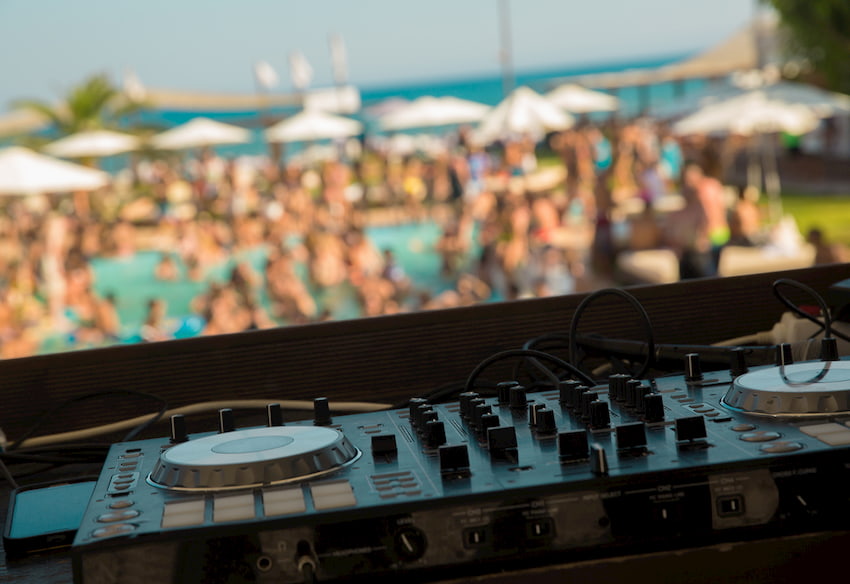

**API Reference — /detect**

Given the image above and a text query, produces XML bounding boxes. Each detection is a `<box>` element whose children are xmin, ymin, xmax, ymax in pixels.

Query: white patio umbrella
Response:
<box><xmin>476</xmin><ymin>86</ymin><xmax>574</xmax><ymax>144</ymax></box>
<box><xmin>151</xmin><ymin>117</ymin><xmax>250</xmax><ymax>150</ymax></box>
<box><xmin>379</xmin><ymin>96</ymin><xmax>491</xmax><ymax>131</ymax></box>
<box><xmin>545</xmin><ymin>83</ymin><xmax>620</xmax><ymax>113</ymax></box>
<box><xmin>0</xmin><ymin>146</ymin><xmax>110</xmax><ymax>195</ymax></box>
<box><xmin>43</xmin><ymin>129</ymin><xmax>141</xmax><ymax>158</ymax></box>
<box><xmin>264</xmin><ymin>110</ymin><xmax>363</xmax><ymax>143</ymax></box>
<box><xmin>672</xmin><ymin>91</ymin><xmax>819</xmax><ymax>137</ymax></box>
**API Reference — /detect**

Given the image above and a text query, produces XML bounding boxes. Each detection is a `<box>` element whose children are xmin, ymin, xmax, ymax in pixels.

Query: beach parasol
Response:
<box><xmin>264</xmin><ymin>110</ymin><xmax>363</xmax><ymax>143</ymax></box>
<box><xmin>379</xmin><ymin>96</ymin><xmax>491</xmax><ymax>131</ymax></box>
<box><xmin>545</xmin><ymin>83</ymin><xmax>620</xmax><ymax>113</ymax></box>
<box><xmin>476</xmin><ymin>86</ymin><xmax>574</xmax><ymax>143</ymax></box>
<box><xmin>0</xmin><ymin>146</ymin><xmax>110</xmax><ymax>195</ymax></box>
<box><xmin>44</xmin><ymin>129</ymin><xmax>141</xmax><ymax>158</ymax></box>
<box><xmin>151</xmin><ymin>117</ymin><xmax>250</xmax><ymax>150</ymax></box>
<box><xmin>671</xmin><ymin>91</ymin><xmax>819</xmax><ymax>137</ymax></box>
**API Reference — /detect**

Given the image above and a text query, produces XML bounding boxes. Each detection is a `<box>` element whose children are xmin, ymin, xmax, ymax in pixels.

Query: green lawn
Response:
<box><xmin>780</xmin><ymin>192</ymin><xmax>850</xmax><ymax>245</ymax></box>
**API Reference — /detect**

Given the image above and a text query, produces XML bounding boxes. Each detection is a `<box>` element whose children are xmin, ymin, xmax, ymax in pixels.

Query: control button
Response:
<box><xmin>92</xmin><ymin>523</ymin><xmax>136</xmax><ymax>539</ymax></box>
<box><xmin>580</xmin><ymin>391</ymin><xmax>599</xmax><ymax>420</ymax></box>
<box><xmin>394</xmin><ymin>526</ymin><xmax>427</xmax><ymax>562</ymax></box>
<box><xmin>608</xmin><ymin>374</ymin><xmax>629</xmax><ymax>402</ymax></box>
<box><xmin>536</xmin><ymin>409</ymin><xmax>557</xmax><ymax>435</ymax></box>
<box><xmin>821</xmin><ymin>337</ymin><xmax>839</xmax><ymax>361</ymax></box>
<box><xmin>625</xmin><ymin>380</ymin><xmax>641</xmax><ymax>408</ymax></box>
<box><xmin>457</xmin><ymin>393</ymin><xmax>477</xmax><ymax>418</ymax></box>
<box><xmin>471</xmin><ymin>403</ymin><xmax>492</xmax><ymax>429</ymax></box>
<box><xmin>776</xmin><ymin>343</ymin><xmax>793</xmax><ymax>366</ymax></box>
<box><xmin>675</xmin><ymin>416</ymin><xmax>707</xmax><ymax>442</ymax></box>
<box><xmin>162</xmin><ymin>499</ymin><xmax>206</xmax><ymax>528</ymax></box>
<box><xmin>760</xmin><ymin>441</ymin><xmax>804</xmax><ymax>454</ymax></box>
<box><xmin>109</xmin><ymin>499</ymin><xmax>135</xmax><ymax>509</ymax></box>
<box><xmin>800</xmin><ymin>422</ymin><xmax>845</xmax><ymax>437</ymax></box>
<box><xmin>464</xmin><ymin>527</ymin><xmax>488</xmax><ymax>547</ymax></box>
<box><xmin>480</xmin><ymin>413</ymin><xmax>501</xmax><ymax>434</ymax></box>
<box><xmin>409</xmin><ymin>397</ymin><xmax>429</xmax><ymax>420</ymax></box>
<box><xmin>170</xmin><ymin>414</ymin><xmax>188</xmax><ymax>443</ymax></box>
<box><xmin>267</xmin><ymin>403</ymin><xmax>284</xmax><ymax>427</ymax></box>
<box><xmin>559</xmin><ymin>380</ymin><xmax>582</xmax><ymax>406</ymax></box>
<box><xmin>313</xmin><ymin>397</ymin><xmax>332</xmax><ymax>426</ymax></box>
<box><xmin>717</xmin><ymin>495</ymin><xmax>745</xmax><ymax>516</ymax></box>
<box><xmin>439</xmin><ymin>444</ymin><xmax>470</xmax><ymax>475</ymax></box>
<box><xmin>263</xmin><ymin>486</ymin><xmax>306</xmax><ymax>516</ymax></box>
<box><xmin>97</xmin><ymin>509</ymin><xmax>140</xmax><ymax>523</ymax></box>
<box><xmin>218</xmin><ymin>408</ymin><xmax>235</xmax><ymax>433</ymax></box>
<box><xmin>685</xmin><ymin>353</ymin><xmax>703</xmax><ymax>382</ymax></box>
<box><xmin>371</xmin><ymin>434</ymin><xmax>398</xmax><ymax>456</ymax></box>
<box><xmin>731</xmin><ymin>423</ymin><xmax>757</xmax><ymax>432</ymax></box>
<box><xmin>424</xmin><ymin>420</ymin><xmax>447</xmax><ymax>448</ymax></box>
<box><xmin>635</xmin><ymin>384</ymin><xmax>652</xmax><ymax>412</ymax></box>
<box><xmin>214</xmin><ymin>493</ymin><xmax>256</xmax><ymax>522</ymax></box>
<box><xmin>509</xmin><ymin>386</ymin><xmax>528</xmax><ymax>409</ymax></box>
<box><xmin>487</xmin><ymin>426</ymin><xmax>518</xmax><ymax>459</ymax></box>
<box><xmin>529</xmin><ymin>402</ymin><xmax>546</xmax><ymax>427</ymax></box>
<box><xmin>590</xmin><ymin>443</ymin><xmax>609</xmax><ymax>475</ymax></box>
<box><xmin>739</xmin><ymin>431</ymin><xmax>781</xmax><ymax>442</ymax></box>
<box><xmin>558</xmin><ymin>430</ymin><xmax>589</xmax><ymax>461</ymax></box>
<box><xmin>643</xmin><ymin>393</ymin><xmax>665</xmax><ymax>423</ymax></box>
<box><xmin>496</xmin><ymin>382</ymin><xmax>518</xmax><ymax>406</ymax></box>
<box><xmin>811</xmin><ymin>431</ymin><xmax>850</xmax><ymax>446</ymax></box>
<box><xmin>310</xmin><ymin>480</ymin><xmax>357</xmax><ymax>510</ymax></box>
<box><xmin>589</xmin><ymin>401</ymin><xmax>610</xmax><ymax>429</ymax></box>
<box><xmin>616</xmin><ymin>422</ymin><xmax>647</xmax><ymax>451</ymax></box>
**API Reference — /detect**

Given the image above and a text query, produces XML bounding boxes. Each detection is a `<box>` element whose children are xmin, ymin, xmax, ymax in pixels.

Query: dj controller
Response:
<box><xmin>72</xmin><ymin>347</ymin><xmax>850</xmax><ymax>583</ymax></box>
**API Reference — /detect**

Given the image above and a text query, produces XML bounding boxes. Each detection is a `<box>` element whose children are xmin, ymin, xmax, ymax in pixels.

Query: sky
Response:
<box><xmin>0</xmin><ymin>0</ymin><xmax>757</xmax><ymax>111</ymax></box>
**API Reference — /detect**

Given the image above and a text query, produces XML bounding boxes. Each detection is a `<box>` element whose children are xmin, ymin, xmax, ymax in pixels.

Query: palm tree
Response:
<box><xmin>14</xmin><ymin>73</ymin><xmax>143</xmax><ymax>136</ymax></box>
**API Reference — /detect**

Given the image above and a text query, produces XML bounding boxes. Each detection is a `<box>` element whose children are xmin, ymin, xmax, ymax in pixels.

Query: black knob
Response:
<box><xmin>675</xmin><ymin>416</ymin><xmax>707</xmax><ymax>442</ymax></box>
<box><xmin>266</xmin><ymin>403</ymin><xmax>284</xmax><ymax>427</ymax></box>
<box><xmin>218</xmin><ymin>408</ymin><xmax>234</xmax><ymax>433</ymax></box>
<box><xmin>487</xmin><ymin>426</ymin><xmax>518</xmax><ymax>458</ymax></box>
<box><xmin>559</xmin><ymin>380</ymin><xmax>582</xmax><ymax>405</ymax></box>
<box><xmin>590</xmin><ymin>443</ymin><xmax>609</xmax><ymax>475</ymax></box>
<box><xmin>371</xmin><ymin>434</ymin><xmax>397</xmax><ymax>457</ymax></box>
<box><xmin>821</xmin><ymin>337</ymin><xmax>839</xmax><ymax>362</ymax></box>
<box><xmin>509</xmin><ymin>386</ymin><xmax>527</xmax><ymax>409</ymax></box>
<box><xmin>480</xmin><ymin>413</ymin><xmax>500</xmax><ymax>434</ymax></box>
<box><xmin>413</xmin><ymin>404</ymin><xmax>433</xmax><ymax>429</ymax></box>
<box><xmin>457</xmin><ymin>393</ymin><xmax>477</xmax><ymax>419</ymax></box>
<box><xmin>313</xmin><ymin>397</ymin><xmax>332</xmax><ymax>426</ymax></box>
<box><xmin>420</xmin><ymin>409</ymin><xmax>439</xmax><ymax>432</ymax></box>
<box><xmin>635</xmin><ymin>384</ymin><xmax>652</xmax><ymax>413</ymax></box>
<box><xmin>589</xmin><ymin>401</ymin><xmax>610</xmax><ymax>429</ymax></box>
<box><xmin>467</xmin><ymin>398</ymin><xmax>485</xmax><ymax>424</ymax></box>
<box><xmin>439</xmin><ymin>444</ymin><xmax>470</xmax><ymax>474</ymax></box>
<box><xmin>580</xmin><ymin>391</ymin><xmax>599</xmax><ymax>420</ymax></box>
<box><xmin>685</xmin><ymin>353</ymin><xmax>703</xmax><ymax>382</ymax></box>
<box><xmin>558</xmin><ymin>430</ymin><xmax>589</xmax><ymax>461</ymax></box>
<box><xmin>528</xmin><ymin>402</ymin><xmax>546</xmax><ymax>427</ymax></box>
<box><xmin>170</xmin><ymin>414</ymin><xmax>187</xmax><ymax>443</ymax></box>
<box><xmin>536</xmin><ymin>409</ymin><xmax>557</xmax><ymax>435</ymax></box>
<box><xmin>424</xmin><ymin>421</ymin><xmax>447</xmax><ymax>448</ymax></box>
<box><xmin>730</xmin><ymin>348</ymin><xmax>748</xmax><ymax>377</ymax></box>
<box><xmin>643</xmin><ymin>393</ymin><xmax>665</xmax><ymax>423</ymax></box>
<box><xmin>777</xmin><ymin>343</ymin><xmax>793</xmax><ymax>366</ymax></box>
<box><xmin>625</xmin><ymin>379</ymin><xmax>642</xmax><ymax>408</ymax></box>
<box><xmin>608</xmin><ymin>374</ymin><xmax>629</xmax><ymax>402</ymax></box>
<box><xmin>615</xmin><ymin>422</ymin><xmax>647</xmax><ymax>451</ymax></box>
<box><xmin>471</xmin><ymin>404</ymin><xmax>492</xmax><ymax>430</ymax></box>
<box><xmin>496</xmin><ymin>382</ymin><xmax>518</xmax><ymax>406</ymax></box>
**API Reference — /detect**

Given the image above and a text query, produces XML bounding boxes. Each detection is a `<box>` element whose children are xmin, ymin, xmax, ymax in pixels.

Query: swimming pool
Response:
<box><xmin>78</xmin><ymin>221</ymin><xmax>473</xmax><ymax>345</ymax></box>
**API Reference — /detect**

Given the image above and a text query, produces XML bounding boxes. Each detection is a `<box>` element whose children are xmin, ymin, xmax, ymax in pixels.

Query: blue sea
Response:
<box><xmin>132</xmin><ymin>53</ymin><xmax>708</xmax><ymax>159</ymax></box>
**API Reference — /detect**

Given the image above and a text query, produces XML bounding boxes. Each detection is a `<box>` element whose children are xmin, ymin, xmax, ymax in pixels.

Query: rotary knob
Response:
<box><xmin>685</xmin><ymin>353</ymin><xmax>703</xmax><ymax>382</ymax></box>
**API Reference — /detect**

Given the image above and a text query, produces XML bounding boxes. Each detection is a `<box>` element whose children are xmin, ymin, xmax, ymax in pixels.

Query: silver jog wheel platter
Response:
<box><xmin>148</xmin><ymin>426</ymin><xmax>361</xmax><ymax>492</ymax></box>
<box><xmin>723</xmin><ymin>361</ymin><xmax>850</xmax><ymax>418</ymax></box>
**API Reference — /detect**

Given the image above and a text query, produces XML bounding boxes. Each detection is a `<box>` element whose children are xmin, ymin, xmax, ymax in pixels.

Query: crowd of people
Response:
<box><xmin>0</xmin><ymin>116</ymin><xmax>842</xmax><ymax>359</ymax></box>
